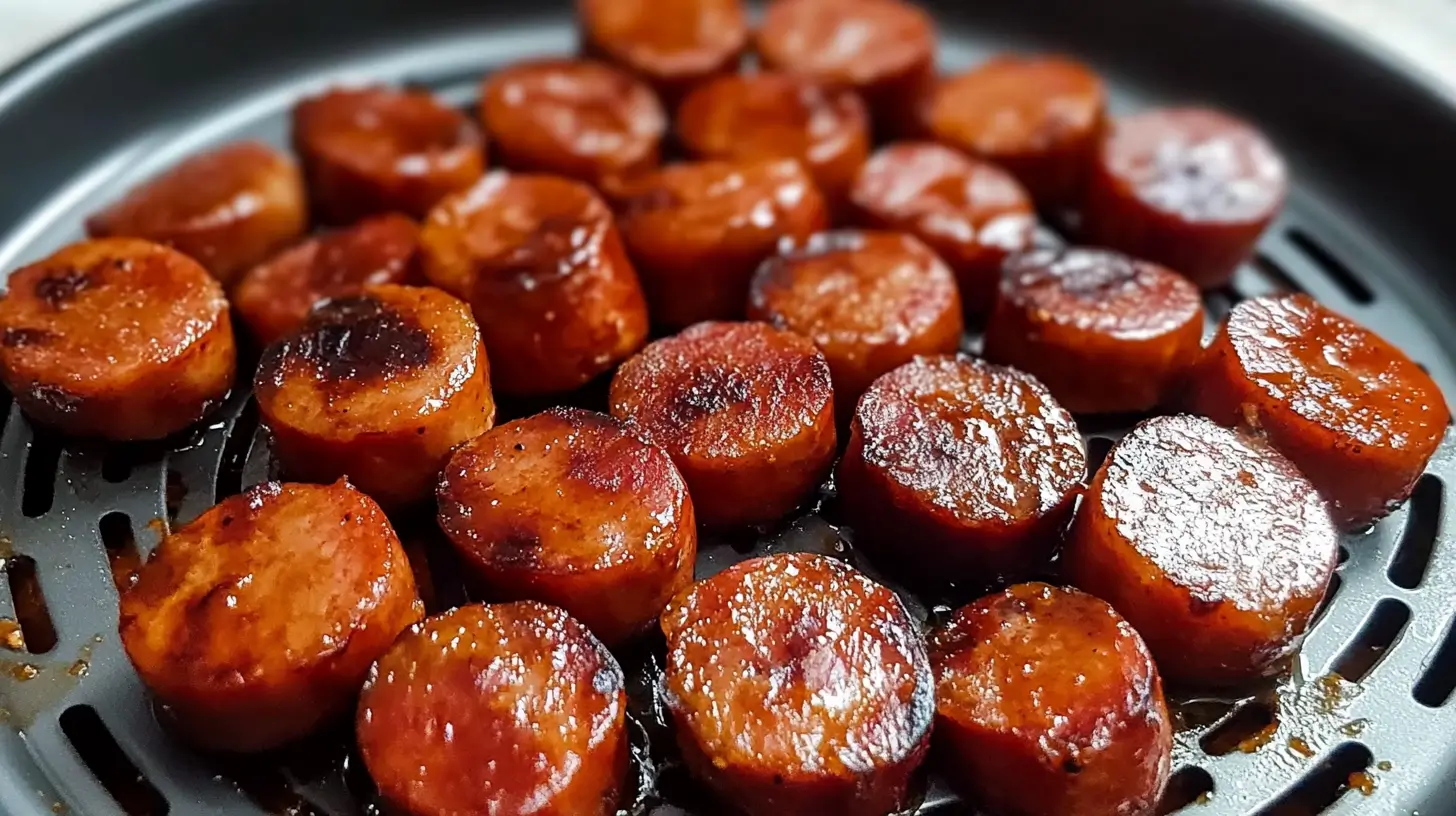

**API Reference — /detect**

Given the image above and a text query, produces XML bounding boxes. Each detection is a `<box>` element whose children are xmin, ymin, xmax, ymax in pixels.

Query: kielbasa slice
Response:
<box><xmin>930</xmin><ymin>583</ymin><xmax>1172</xmax><ymax>816</ymax></box>
<box><xmin>609</xmin><ymin>321</ymin><xmax>836</xmax><ymax>527</ymax></box>
<box><xmin>1082</xmin><ymin>107</ymin><xmax>1287</xmax><ymax>289</ymax></box>
<box><xmin>293</xmin><ymin>86</ymin><xmax>485</xmax><ymax>225</ymax></box>
<box><xmin>254</xmin><ymin>284</ymin><xmax>496</xmax><ymax>508</ymax></box>
<box><xmin>661</xmin><ymin>552</ymin><xmax>933</xmax><ymax>815</ymax></box>
<box><xmin>437</xmin><ymin>407</ymin><xmax>697</xmax><ymax>646</ymax></box>
<box><xmin>1187</xmin><ymin>294</ymin><xmax>1449</xmax><ymax>529</ymax></box>
<box><xmin>86</xmin><ymin>142</ymin><xmax>307</xmax><ymax>286</ymax></box>
<box><xmin>848</xmin><ymin>142</ymin><xmax>1037</xmax><ymax>314</ymax></box>
<box><xmin>1062</xmin><ymin>414</ymin><xmax>1340</xmax><ymax>687</ymax></box>
<box><xmin>982</xmin><ymin>247</ymin><xmax>1204</xmax><ymax>414</ymax></box>
<box><xmin>837</xmin><ymin>355</ymin><xmax>1085</xmax><ymax>588</ymax></box>
<box><xmin>0</xmin><ymin>238</ymin><xmax>235</xmax><ymax>440</ymax></box>
<box><xmin>577</xmin><ymin>0</ymin><xmax>748</xmax><ymax>104</ymax></box>
<box><xmin>358</xmin><ymin>601</ymin><xmax>628</xmax><ymax>816</ymax></box>
<box><xmin>119</xmin><ymin>480</ymin><xmax>422</xmax><ymax>752</ymax></box>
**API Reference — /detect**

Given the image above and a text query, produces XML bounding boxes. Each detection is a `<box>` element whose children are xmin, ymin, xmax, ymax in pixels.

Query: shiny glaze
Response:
<box><xmin>436</xmin><ymin>407</ymin><xmax>697</xmax><ymax>645</ymax></box>
<box><xmin>357</xmin><ymin>601</ymin><xmax>627</xmax><ymax>816</ymax></box>
<box><xmin>578</xmin><ymin>0</ymin><xmax>748</xmax><ymax>102</ymax></box>
<box><xmin>0</xmin><ymin>238</ymin><xmax>235</xmax><ymax>440</ymax></box>
<box><xmin>1062</xmin><ymin>414</ymin><xmax>1339</xmax><ymax>686</ymax></box>
<box><xmin>929</xmin><ymin>583</ymin><xmax>1172</xmax><ymax>816</ymax></box>
<box><xmin>661</xmin><ymin>552</ymin><xmax>933</xmax><ymax>815</ymax></box>
<box><xmin>119</xmin><ymin>480</ymin><xmax>422</xmax><ymax>752</ymax></box>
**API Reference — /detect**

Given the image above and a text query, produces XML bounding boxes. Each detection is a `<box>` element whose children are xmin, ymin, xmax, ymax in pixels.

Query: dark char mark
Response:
<box><xmin>263</xmin><ymin>296</ymin><xmax>432</xmax><ymax>383</ymax></box>
<box><xmin>34</xmin><ymin>267</ymin><xmax>93</xmax><ymax>307</ymax></box>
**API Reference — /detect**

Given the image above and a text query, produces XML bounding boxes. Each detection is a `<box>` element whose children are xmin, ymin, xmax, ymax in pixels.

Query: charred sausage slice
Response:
<box><xmin>577</xmin><ymin>0</ymin><xmax>748</xmax><ymax>104</ymax></box>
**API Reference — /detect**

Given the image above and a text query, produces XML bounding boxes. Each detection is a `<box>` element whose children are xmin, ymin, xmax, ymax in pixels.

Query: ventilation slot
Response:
<box><xmin>60</xmin><ymin>705</ymin><xmax>169</xmax><ymax>816</ymax></box>
<box><xmin>1246</xmin><ymin>254</ymin><xmax>1305</xmax><ymax>297</ymax></box>
<box><xmin>1286</xmin><ymin>229</ymin><xmax>1374</xmax><ymax>305</ymax></box>
<box><xmin>1337</xmin><ymin>544</ymin><xmax>1350</xmax><ymax>567</ymax></box>
<box><xmin>5</xmin><ymin>555</ymin><xmax>57</xmax><ymax>654</ymax></box>
<box><xmin>1199</xmin><ymin>699</ymin><xmax>1276</xmax><ymax>756</ymax></box>
<box><xmin>1388</xmin><ymin>475</ymin><xmax>1442</xmax><ymax>589</ymax></box>
<box><xmin>0</xmin><ymin>388</ymin><xmax>12</xmax><ymax>438</ymax></box>
<box><xmin>101</xmin><ymin>513</ymin><xmax>143</xmax><ymax>594</ymax></box>
<box><xmin>1254</xmin><ymin>741</ymin><xmax>1372</xmax><ymax>815</ymax></box>
<box><xmin>1330</xmin><ymin>598</ymin><xmax>1410</xmax><ymax>683</ymax></box>
<box><xmin>165</xmin><ymin>469</ymin><xmax>187</xmax><ymax>524</ymax></box>
<box><xmin>1413</xmin><ymin>616</ymin><xmax>1456</xmax><ymax>707</ymax></box>
<box><xmin>1310</xmin><ymin>573</ymin><xmax>1343</xmax><ymax>628</ymax></box>
<box><xmin>22</xmin><ymin>428</ymin><xmax>63</xmax><ymax>518</ymax></box>
<box><xmin>102</xmin><ymin>449</ymin><xmax>136</xmax><ymax>484</ymax></box>
<box><xmin>1203</xmin><ymin>286</ymin><xmax>1241</xmax><ymax>327</ymax></box>
<box><xmin>1086</xmin><ymin>436</ymin><xmax>1115</xmax><ymax>481</ymax></box>
<box><xmin>1157</xmin><ymin>766</ymin><xmax>1214</xmax><ymax>814</ymax></box>
<box><xmin>215</xmin><ymin>399</ymin><xmax>260</xmax><ymax>503</ymax></box>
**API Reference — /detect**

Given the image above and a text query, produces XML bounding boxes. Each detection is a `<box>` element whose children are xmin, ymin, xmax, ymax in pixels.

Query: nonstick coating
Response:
<box><xmin>2</xmin><ymin>1</ymin><xmax>1456</xmax><ymax>815</ymax></box>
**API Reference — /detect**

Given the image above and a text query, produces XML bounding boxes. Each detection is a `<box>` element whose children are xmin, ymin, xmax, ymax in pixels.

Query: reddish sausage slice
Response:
<box><xmin>437</xmin><ymin>407</ymin><xmax>697</xmax><ymax>646</ymax></box>
<box><xmin>982</xmin><ymin>247</ymin><xmax>1205</xmax><ymax>414</ymax></box>
<box><xmin>1188</xmin><ymin>294</ymin><xmax>1449</xmax><ymax>529</ymax></box>
<box><xmin>293</xmin><ymin>86</ymin><xmax>485</xmax><ymax>225</ymax></box>
<box><xmin>748</xmin><ymin>229</ymin><xmax>963</xmax><ymax>413</ymax></box>
<box><xmin>837</xmin><ymin>355</ymin><xmax>1085</xmax><ymax>588</ymax></box>
<box><xmin>1062</xmin><ymin>414</ymin><xmax>1340</xmax><ymax>687</ymax></box>
<box><xmin>848</xmin><ymin>142</ymin><xmax>1037</xmax><ymax>314</ymax></box>
<box><xmin>233</xmin><ymin>214</ymin><xmax>420</xmax><ymax>346</ymax></box>
<box><xmin>1082</xmin><ymin>107</ymin><xmax>1288</xmax><ymax>288</ymax></box>
<box><xmin>479</xmin><ymin>59</ymin><xmax>666</xmax><ymax>186</ymax></box>
<box><xmin>0</xmin><ymin>239</ymin><xmax>235</xmax><ymax>440</ymax></box>
<box><xmin>609</xmin><ymin>321</ymin><xmax>836</xmax><ymax>527</ymax></box>
<box><xmin>86</xmin><ymin>142</ymin><xmax>307</xmax><ymax>286</ymax></box>
<box><xmin>255</xmin><ymin>284</ymin><xmax>496</xmax><ymax>509</ymax></box>
<box><xmin>661</xmin><ymin>552</ymin><xmax>933</xmax><ymax>816</ymax></box>
<box><xmin>606</xmin><ymin>158</ymin><xmax>829</xmax><ymax>330</ymax></box>
<box><xmin>578</xmin><ymin>0</ymin><xmax>748</xmax><ymax>104</ymax></box>
<box><xmin>930</xmin><ymin>583</ymin><xmax>1172</xmax><ymax>816</ymax></box>
<box><xmin>358</xmin><ymin>601</ymin><xmax>628</xmax><ymax>816</ymax></box>
<box><xmin>120</xmin><ymin>480</ymin><xmax>422</xmax><ymax>752</ymax></box>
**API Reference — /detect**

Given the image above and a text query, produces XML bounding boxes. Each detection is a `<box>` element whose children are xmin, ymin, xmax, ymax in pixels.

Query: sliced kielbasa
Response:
<box><xmin>577</xmin><ymin>0</ymin><xmax>748</xmax><ymax>104</ymax></box>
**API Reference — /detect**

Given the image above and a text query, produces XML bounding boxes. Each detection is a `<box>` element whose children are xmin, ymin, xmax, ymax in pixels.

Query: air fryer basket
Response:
<box><xmin>3</xmin><ymin>1</ymin><xmax>1456</xmax><ymax>814</ymax></box>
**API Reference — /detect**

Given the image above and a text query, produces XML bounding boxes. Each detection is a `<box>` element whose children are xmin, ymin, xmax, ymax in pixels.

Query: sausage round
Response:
<box><xmin>358</xmin><ymin>601</ymin><xmax>628</xmax><ymax>816</ymax></box>
<box><xmin>1062</xmin><ymin>414</ymin><xmax>1340</xmax><ymax>686</ymax></box>
<box><xmin>254</xmin><ymin>284</ymin><xmax>496</xmax><ymax>509</ymax></box>
<box><xmin>1187</xmin><ymin>294</ymin><xmax>1449</xmax><ymax>529</ymax></box>
<box><xmin>748</xmin><ymin>229</ymin><xmax>963</xmax><ymax>414</ymax></box>
<box><xmin>982</xmin><ymin>247</ymin><xmax>1205</xmax><ymax>414</ymax></box>
<box><xmin>923</xmin><ymin>56</ymin><xmax>1106</xmax><ymax>209</ymax></box>
<box><xmin>437</xmin><ymin>407</ymin><xmax>697</xmax><ymax>646</ymax></box>
<box><xmin>609</xmin><ymin>321</ymin><xmax>836</xmax><ymax>527</ymax></box>
<box><xmin>86</xmin><ymin>142</ymin><xmax>307</xmax><ymax>286</ymax></box>
<box><xmin>119</xmin><ymin>479</ymin><xmax>422</xmax><ymax>752</ymax></box>
<box><xmin>661</xmin><ymin>552</ymin><xmax>933</xmax><ymax>815</ymax></box>
<box><xmin>929</xmin><ymin>582</ymin><xmax>1172</xmax><ymax>816</ymax></box>
<box><xmin>837</xmin><ymin>355</ymin><xmax>1085</xmax><ymax>588</ymax></box>
<box><xmin>606</xmin><ymin>158</ymin><xmax>829</xmax><ymax>330</ymax></box>
<box><xmin>577</xmin><ymin>0</ymin><xmax>748</xmax><ymax>104</ymax></box>
<box><xmin>420</xmin><ymin>172</ymin><xmax>650</xmax><ymax>396</ymax></box>
<box><xmin>293</xmin><ymin>86</ymin><xmax>485</xmax><ymax>225</ymax></box>
<box><xmin>1082</xmin><ymin>107</ymin><xmax>1287</xmax><ymax>289</ymax></box>
<box><xmin>233</xmin><ymin>213</ymin><xmax>420</xmax><ymax>346</ymax></box>
<box><xmin>0</xmin><ymin>238</ymin><xmax>235</xmax><ymax>440</ymax></box>
<box><xmin>479</xmin><ymin>59</ymin><xmax>666</xmax><ymax>186</ymax></box>
<box><xmin>848</xmin><ymin>142</ymin><xmax>1037</xmax><ymax>314</ymax></box>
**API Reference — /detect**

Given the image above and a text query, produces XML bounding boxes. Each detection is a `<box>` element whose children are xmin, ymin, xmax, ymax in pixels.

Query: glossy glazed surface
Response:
<box><xmin>577</xmin><ymin>0</ymin><xmax>748</xmax><ymax>102</ymax></box>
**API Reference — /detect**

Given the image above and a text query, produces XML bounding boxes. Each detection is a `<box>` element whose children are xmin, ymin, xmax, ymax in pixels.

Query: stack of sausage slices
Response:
<box><xmin>0</xmin><ymin>0</ymin><xmax>1447</xmax><ymax>814</ymax></box>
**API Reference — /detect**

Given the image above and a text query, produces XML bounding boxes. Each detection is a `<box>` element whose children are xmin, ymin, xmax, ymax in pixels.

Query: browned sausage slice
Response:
<box><xmin>929</xmin><ymin>583</ymin><xmax>1172</xmax><ymax>816</ymax></box>
<box><xmin>1187</xmin><ymin>294</ymin><xmax>1449</xmax><ymax>529</ymax></box>
<box><xmin>609</xmin><ymin>321</ymin><xmax>836</xmax><ymax>527</ymax></box>
<box><xmin>578</xmin><ymin>0</ymin><xmax>748</xmax><ymax>104</ymax></box>
<box><xmin>1061</xmin><ymin>414</ymin><xmax>1340</xmax><ymax>686</ymax></box>
<box><xmin>254</xmin><ymin>284</ymin><xmax>495</xmax><ymax>509</ymax></box>
<box><xmin>982</xmin><ymin>247</ymin><xmax>1205</xmax><ymax>414</ymax></box>
<box><xmin>119</xmin><ymin>479</ymin><xmax>422</xmax><ymax>752</ymax></box>
<box><xmin>0</xmin><ymin>238</ymin><xmax>235</xmax><ymax>440</ymax></box>
<box><xmin>358</xmin><ymin>601</ymin><xmax>628</xmax><ymax>816</ymax></box>
<box><xmin>86</xmin><ymin>142</ymin><xmax>307</xmax><ymax>286</ymax></box>
<box><xmin>661</xmin><ymin>552</ymin><xmax>933</xmax><ymax>815</ymax></box>
<box><xmin>437</xmin><ymin>407</ymin><xmax>697</xmax><ymax>646</ymax></box>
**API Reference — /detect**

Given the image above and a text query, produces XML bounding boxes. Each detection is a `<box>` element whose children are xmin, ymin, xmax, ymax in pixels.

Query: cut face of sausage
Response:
<box><xmin>930</xmin><ymin>583</ymin><xmax>1172</xmax><ymax>816</ymax></box>
<box><xmin>1082</xmin><ymin>107</ymin><xmax>1288</xmax><ymax>288</ymax></box>
<box><xmin>437</xmin><ymin>407</ymin><xmax>697</xmax><ymax>646</ymax></box>
<box><xmin>479</xmin><ymin>59</ymin><xmax>666</xmax><ymax>186</ymax></box>
<box><xmin>119</xmin><ymin>480</ymin><xmax>422</xmax><ymax>752</ymax></box>
<box><xmin>608</xmin><ymin>321</ymin><xmax>836</xmax><ymax>527</ymax></box>
<box><xmin>233</xmin><ymin>213</ymin><xmax>421</xmax><ymax>346</ymax></box>
<box><xmin>837</xmin><ymin>355</ymin><xmax>1085</xmax><ymax>588</ymax></box>
<box><xmin>606</xmin><ymin>158</ymin><xmax>829</xmax><ymax>330</ymax></box>
<box><xmin>86</xmin><ymin>142</ymin><xmax>307</xmax><ymax>286</ymax></box>
<box><xmin>0</xmin><ymin>238</ymin><xmax>235</xmax><ymax>440</ymax></box>
<box><xmin>293</xmin><ymin>86</ymin><xmax>485</xmax><ymax>225</ymax></box>
<box><xmin>982</xmin><ymin>247</ymin><xmax>1205</xmax><ymax>414</ymax></box>
<box><xmin>848</xmin><ymin>142</ymin><xmax>1037</xmax><ymax>314</ymax></box>
<box><xmin>577</xmin><ymin>0</ymin><xmax>748</xmax><ymax>103</ymax></box>
<box><xmin>661</xmin><ymin>552</ymin><xmax>933</xmax><ymax>816</ymax></box>
<box><xmin>748</xmin><ymin>229</ymin><xmax>964</xmax><ymax>413</ymax></box>
<box><xmin>255</xmin><ymin>284</ymin><xmax>495</xmax><ymax>509</ymax></box>
<box><xmin>1062</xmin><ymin>414</ymin><xmax>1340</xmax><ymax>687</ymax></box>
<box><xmin>358</xmin><ymin>601</ymin><xmax>628</xmax><ymax>816</ymax></box>
<box><xmin>1188</xmin><ymin>294</ymin><xmax>1449</xmax><ymax>529</ymax></box>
